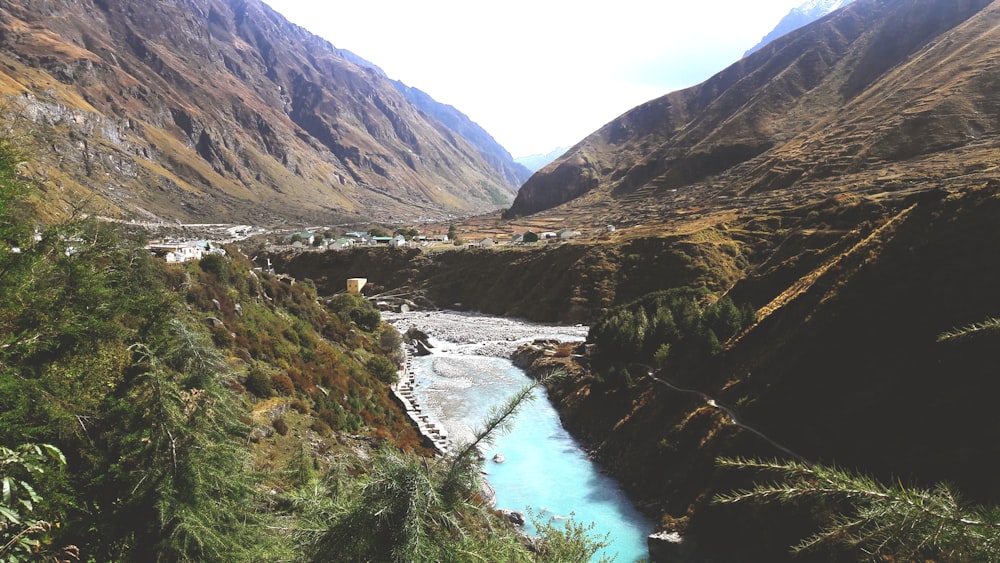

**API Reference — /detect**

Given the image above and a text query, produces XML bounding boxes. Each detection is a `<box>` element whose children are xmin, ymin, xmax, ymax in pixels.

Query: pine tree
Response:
<box><xmin>714</xmin><ymin>457</ymin><xmax>1000</xmax><ymax>560</ymax></box>
<box><xmin>92</xmin><ymin>321</ymin><xmax>279</xmax><ymax>562</ymax></box>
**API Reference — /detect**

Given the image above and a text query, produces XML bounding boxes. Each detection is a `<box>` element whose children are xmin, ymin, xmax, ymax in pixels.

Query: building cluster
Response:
<box><xmin>147</xmin><ymin>240</ymin><xmax>226</xmax><ymax>263</ymax></box>
<box><xmin>284</xmin><ymin>231</ymin><xmax>451</xmax><ymax>251</ymax></box>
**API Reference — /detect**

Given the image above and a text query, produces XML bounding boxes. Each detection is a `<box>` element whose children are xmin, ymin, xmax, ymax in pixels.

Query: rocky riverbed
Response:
<box><xmin>382</xmin><ymin>310</ymin><xmax>588</xmax><ymax>358</ymax></box>
<box><xmin>384</xmin><ymin>310</ymin><xmax>652</xmax><ymax>562</ymax></box>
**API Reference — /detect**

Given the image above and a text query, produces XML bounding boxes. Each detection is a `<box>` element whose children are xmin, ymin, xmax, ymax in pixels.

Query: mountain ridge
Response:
<box><xmin>514</xmin><ymin>146</ymin><xmax>568</xmax><ymax>173</ymax></box>
<box><xmin>0</xmin><ymin>0</ymin><xmax>522</xmax><ymax>224</ymax></box>
<box><xmin>503</xmin><ymin>0</ymin><xmax>996</xmax><ymax>222</ymax></box>
<box><xmin>745</xmin><ymin>0</ymin><xmax>855</xmax><ymax>56</ymax></box>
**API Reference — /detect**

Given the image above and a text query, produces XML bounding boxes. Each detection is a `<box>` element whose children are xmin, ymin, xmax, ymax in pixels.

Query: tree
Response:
<box><xmin>365</xmin><ymin>356</ymin><xmax>398</xmax><ymax>385</ymax></box>
<box><xmin>393</xmin><ymin>228</ymin><xmax>418</xmax><ymax>240</ymax></box>
<box><xmin>522</xmin><ymin>231</ymin><xmax>539</xmax><ymax>243</ymax></box>
<box><xmin>0</xmin><ymin>138</ymin><xmax>32</xmax><ymax>251</ymax></box>
<box><xmin>0</xmin><ymin>443</ymin><xmax>67</xmax><ymax>562</ymax></box>
<box><xmin>378</xmin><ymin>325</ymin><xmax>405</xmax><ymax>365</ymax></box>
<box><xmin>91</xmin><ymin>321</ymin><xmax>279</xmax><ymax>562</ymax></box>
<box><xmin>714</xmin><ymin>457</ymin><xmax>1000</xmax><ymax>561</ymax></box>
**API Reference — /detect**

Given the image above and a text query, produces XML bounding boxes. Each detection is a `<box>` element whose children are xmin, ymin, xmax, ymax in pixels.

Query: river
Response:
<box><xmin>384</xmin><ymin>311</ymin><xmax>654</xmax><ymax>563</ymax></box>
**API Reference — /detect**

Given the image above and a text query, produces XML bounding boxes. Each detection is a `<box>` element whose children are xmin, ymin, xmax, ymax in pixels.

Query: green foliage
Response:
<box><xmin>0</xmin><ymin>138</ymin><xmax>32</xmax><ymax>251</ymax></box>
<box><xmin>589</xmin><ymin>287</ymin><xmax>755</xmax><ymax>380</ymax></box>
<box><xmin>198</xmin><ymin>253</ymin><xmax>229</xmax><ymax>285</ymax></box>
<box><xmin>0</xmin><ymin>443</ymin><xmax>66</xmax><ymax>561</ymax></box>
<box><xmin>393</xmin><ymin>227</ymin><xmax>419</xmax><ymax>240</ymax></box>
<box><xmin>522</xmin><ymin>231</ymin><xmax>539</xmax><ymax>243</ymax></box>
<box><xmin>328</xmin><ymin>293</ymin><xmax>381</xmax><ymax>332</ymax></box>
<box><xmin>366</xmin><ymin>356</ymin><xmax>399</xmax><ymax>385</ymax></box>
<box><xmin>349</xmin><ymin>307</ymin><xmax>381</xmax><ymax>332</ymax></box>
<box><xmin>482</xmin><ymin>183</ymin><xmax>509</xmax><ymax>206</ymax></box>
<box><xmin>714</xmin><ymin>457</ymin><xmax>1000</xmax><ymax>561</ymax></box>
<box><xmin>91</xmin><ymin>322</ymin><xmax>278</xmax><ymax>562</ymax></box>
<box><xmin>378</xmin><ymin>325</ymin><xmax>405</xmax><ymax>365</ymax></box>
<box><xmin>244</xmin><ymin>364</ymin><xmax>273</xmax><ymax>398</ymax></box>
<box><xmin>528</xmin><ymin>508</ymin><xmax>614</xmax><ymax>562</ymax></box>
<box><xmin>653</xmin><ymin>343</ymin><xmax>672</xmax><ymax>370</ymax></box>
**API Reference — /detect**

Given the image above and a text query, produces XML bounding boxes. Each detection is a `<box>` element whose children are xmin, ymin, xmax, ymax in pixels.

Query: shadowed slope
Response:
<box><xmin>505</xmin><ymin>0</ymin><xmax>995</xmax><ymax>219</ymax></box>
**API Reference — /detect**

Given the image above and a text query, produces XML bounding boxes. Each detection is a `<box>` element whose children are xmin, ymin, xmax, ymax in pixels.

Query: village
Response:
<box><xmin>142</xmin><ymin>223</ymin><xmax>610</xmax><ymax>263</ymax></box>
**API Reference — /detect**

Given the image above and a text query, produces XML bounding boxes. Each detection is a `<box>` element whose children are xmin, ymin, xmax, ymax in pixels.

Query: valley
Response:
<box><xmin>2</xmin><ymin>0</ymin><xmax>1000</xmax><ymax>560</ymax></box>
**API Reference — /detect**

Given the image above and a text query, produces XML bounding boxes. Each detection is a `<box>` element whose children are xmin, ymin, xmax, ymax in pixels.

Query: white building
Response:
<box><xmin>148</xmin><ymin>242</ymin><xmax>205</xmax><ymax>263</ymax></box>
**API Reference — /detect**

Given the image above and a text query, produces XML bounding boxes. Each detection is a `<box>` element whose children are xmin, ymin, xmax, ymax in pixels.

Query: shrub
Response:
<box><xmin>271</xmin><ymin>373</ymin><xmax>295</xmax><ymax>396</ymax></box>
<box><xmin>349</xmin><ymin>307</ymin><xmax>381</xmax><ymax>332</ymax></box>
<box><xmin>310</xmin><ymin>419</ymin><xmax>332</xmax><ymax>436</ymax></box>
<box><xmin>199</xmin><ymin>253</ymin><xmax>229</xmax><ymax>285</ymax></box>
<box><xmin>328</xmin><ymin>293</ymin><xmax>382</xmax><ymax>332</ymax></box>
<box><xmin>244</xmin><ymin>366</ymin><xmax>273</xmax><ymax>398</ymax></box>
<box><xmin>271</xmin><ymin>417</ymin><xmax>289</xmax><ymax>436</ymax></box>
<box><xmin>366</xmin><ymin>356</ymin><xmax>399</xmax><ymax>385</ymax></box>
<box><xmin>289</xmin><ymin>399</ymin><xmax>310</xmax><ymax>414</ymax></box>
<box><xmin>379</xmin><ymin>325</ymin><xmax>404</xmax><ymax>363</ymax></box>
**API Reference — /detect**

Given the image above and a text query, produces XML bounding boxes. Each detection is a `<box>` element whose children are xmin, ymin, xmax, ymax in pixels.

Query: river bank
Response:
<box><xmin>390</xmin><ymin>346</ymin><xmax>450</xmax><ymax>455</ymax></box>
<box><xmin>382</xmin><ymin>311</ymin><xmax>653</xmax><ymax>563</ymax></box>
<box><xmin>383</xmin><ymin>310</ymin><xmax>589</xmax><ymax>357</ymax></box>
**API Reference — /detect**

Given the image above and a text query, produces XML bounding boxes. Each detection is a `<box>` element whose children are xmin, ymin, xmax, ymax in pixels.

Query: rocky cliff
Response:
<box><xmin>0</xmin><ymin>0</ymin><xmax>521</xmax><ymax>224</ymax></box>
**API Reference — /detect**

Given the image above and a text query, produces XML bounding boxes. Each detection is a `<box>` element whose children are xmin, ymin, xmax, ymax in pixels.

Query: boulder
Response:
<box><xmin>647</xmin><ymin>530</ymin><xmax>688</xmax><ymax>563</ymax></box>
<box><xmin>497</xmin><ymin>509</ymin><xmax>526</xmax><ymax>527</ymax></box>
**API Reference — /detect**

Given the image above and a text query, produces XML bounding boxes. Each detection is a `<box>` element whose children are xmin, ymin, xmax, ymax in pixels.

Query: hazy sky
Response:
<box><xmin>263</xmin><ymin>0</ymin><xmax>807</xmax><ymax>157</ymax></box>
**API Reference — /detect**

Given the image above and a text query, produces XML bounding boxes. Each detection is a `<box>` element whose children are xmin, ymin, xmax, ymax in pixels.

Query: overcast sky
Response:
<box><xmin>262</xmin><ymin>0</ymin><xmax>808</xmax><ymax>157</ymax></box>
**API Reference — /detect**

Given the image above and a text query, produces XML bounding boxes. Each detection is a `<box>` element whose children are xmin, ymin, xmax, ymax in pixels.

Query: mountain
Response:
<box><xmin>504</xmin><ymin>0</ymin><xmax>997</xmax><ymax>220</ymax></box>
<box><xmin>316</xmin><ymin>50</ymin><xmax>533</xmax><ymax>189</ymax></box>
<box><xmin>745</xmin><ymin>0</ymin><xmax>855</xmax><ymax>56</ymax></box>
<box><xmin>0</xmin><ymin>0</ymin><xmax>521</xmax><ymax>224</ymax></box>
<box><xmin>514</xmin><ymin>146</ymin><xmax>568</xmax><ymax>173</ymax></box>
<box><xmin>390</xmin><ymin>81</ymin><xmax>533</xmax><ymax>188</ymax></box>
<box><xmin>491</xmin><ymin>0</ymin><xmax>1000</xmax><ymax>557</ymax></box>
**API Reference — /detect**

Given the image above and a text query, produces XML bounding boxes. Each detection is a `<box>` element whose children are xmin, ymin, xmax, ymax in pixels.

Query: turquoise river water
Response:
<box><xmin>389</xmin><ymin>312</ymin><xmax>653</xmax><ymax>562</ymax></box>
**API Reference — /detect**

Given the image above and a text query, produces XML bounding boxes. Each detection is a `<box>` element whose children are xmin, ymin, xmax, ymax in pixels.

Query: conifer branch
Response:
<box><xmin>714</xmin><ymin>457</ymin><xmax>1000</xmax><ymax>560</ymax></box>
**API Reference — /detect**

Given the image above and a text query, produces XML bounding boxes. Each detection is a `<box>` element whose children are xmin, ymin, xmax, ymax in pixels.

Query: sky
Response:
<box><xmin>262</xmin><ymin>0</ymin><xmax>808</xmax><ymax>158</ymax></box>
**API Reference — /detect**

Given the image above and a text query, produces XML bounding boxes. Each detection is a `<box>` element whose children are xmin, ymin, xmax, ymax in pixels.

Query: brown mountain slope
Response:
<box><xmin>504</xmin><ymin>0</ymin><xmax>996</xmax><ymax>220</ymax></box>
<box><xmin>0</xmin><ymin>0</ymin><xmax>518</xmax><ymax>223</ymax></box>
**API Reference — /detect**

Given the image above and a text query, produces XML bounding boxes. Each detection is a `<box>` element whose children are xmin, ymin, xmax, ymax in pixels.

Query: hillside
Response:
<box><xmin>504</xmin><ymin>0</ymin><xmax>996</xmax><ymax>221</ymax></box>
<box><xmin>0</xmin><ymin>135</ymin><xmax>614</xmax><ymax>560</ymax></box>
<box><xmin>260</xmin><ymin>1</ymin><xmax>1000</xmax><ymax>558</ymax></box>
<box><xmin>0</xmin><ymin>0</ymin><xmax>521</xmax><ymax>224</ymax></box>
